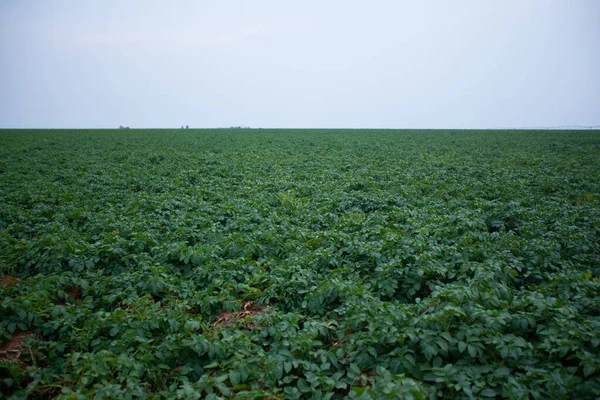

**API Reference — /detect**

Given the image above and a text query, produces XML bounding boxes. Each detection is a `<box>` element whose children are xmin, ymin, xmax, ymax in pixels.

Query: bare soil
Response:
<box><xmin>214</xmin><ymin>301</ymin><xmax>263</xmax><ymax>329</ymax></box>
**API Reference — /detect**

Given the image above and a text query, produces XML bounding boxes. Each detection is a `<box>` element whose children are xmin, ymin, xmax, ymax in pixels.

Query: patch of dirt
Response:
<box><xmin>56</xmin><ymin>286</ymin><xmax>82</xmax><ymax>306</ymax></box>
<box><xmin>214</xmin><ymin>301</ymin><xmax>263</xmax><ymax>329</ymax></box>
<box><xmin>0</xmin><ymin>330</ymin><xmax>33</xmax><ymax>364</ymax></box>
<box><xmin>0</xmin><ymin>275</ymin><xmax>20</xmax><ymax>289</ymax></box>
<box><xmin>64</xmin><ymin>286</ymin><xmax>82</xmax><ymax>301</ymax></box>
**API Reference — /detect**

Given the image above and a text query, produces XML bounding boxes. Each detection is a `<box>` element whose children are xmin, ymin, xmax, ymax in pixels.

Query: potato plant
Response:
<box><xmin>0</xmin><ymin>129</ymin><xmax>599</xmax><ymax>399</ymax></box>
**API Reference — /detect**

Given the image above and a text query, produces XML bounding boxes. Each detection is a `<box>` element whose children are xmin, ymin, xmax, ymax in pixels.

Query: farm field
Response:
<box><xmin>1</xmin><ymin>129</ymin><xmax>599</xmax><ymax>399</ymax></box>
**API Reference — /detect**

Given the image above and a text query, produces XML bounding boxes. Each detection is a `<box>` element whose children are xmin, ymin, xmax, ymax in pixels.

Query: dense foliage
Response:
<box><xmin>1</xmin><ymin>129</ymin><xmax>599</xmax><ymax>399</ymax></box>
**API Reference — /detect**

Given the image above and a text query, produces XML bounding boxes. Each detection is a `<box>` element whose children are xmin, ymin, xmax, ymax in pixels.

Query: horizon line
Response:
<box><xmin>1</xmin><ymin>126</ymin><xmax>600</xmax><ymax>131</ymax></box>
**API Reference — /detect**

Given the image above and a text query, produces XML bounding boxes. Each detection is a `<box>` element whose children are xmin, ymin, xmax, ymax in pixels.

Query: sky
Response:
<box><xmin>1</xmin><ymin>1</ymin><xmax>599</xmax><ymax>129</ymax></box>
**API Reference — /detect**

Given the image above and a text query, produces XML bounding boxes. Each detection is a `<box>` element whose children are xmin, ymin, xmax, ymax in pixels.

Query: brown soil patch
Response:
<box><xmin>0</xmin><ymin>275</ymin><xmax>20</xmax><ymax>289</ymax></box>
<box><xmin>214</xmin><ymin>301</ymin><xmax>263</xmax><ymax>329</ymax></box>
<box><xmin>0</xmin><ymin>330</ymin><xmax>33</xmax><ymax>363</ymax></box>
<box><xmin>65</xmin><ymin>286</ymin><xmax>82</xmax><ymax>301</ymax></box>
<box><xmin>56</xmin><ymin>286</ymin><xmax>82</xmax><ymax>306</ymax></box>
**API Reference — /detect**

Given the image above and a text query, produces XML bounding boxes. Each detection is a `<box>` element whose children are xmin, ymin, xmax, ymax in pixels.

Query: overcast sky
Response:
<box><xmin>1</xmin><ymin>1</ymin><xmax>599</xmax><ymax>129</ymax></box>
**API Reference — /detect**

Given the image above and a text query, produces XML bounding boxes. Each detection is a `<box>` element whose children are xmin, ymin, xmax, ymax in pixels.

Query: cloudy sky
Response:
<box><xmin>1</xmin><ymin>1</ymin><xmax>599</xmax><ymax>129</ymax></box>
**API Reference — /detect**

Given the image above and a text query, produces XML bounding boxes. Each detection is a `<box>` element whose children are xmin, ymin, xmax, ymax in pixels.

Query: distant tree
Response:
<box><xmin>186</xmin><ymin>125</ymin><xmax>189</xmax><ymax>129</ymax></box>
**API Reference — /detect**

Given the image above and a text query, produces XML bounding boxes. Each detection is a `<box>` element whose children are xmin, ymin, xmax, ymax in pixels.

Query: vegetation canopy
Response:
<box><xmin>0</xmin><ymin>129</ymin><xmax>599</xmax><ymax>399</ymax></box>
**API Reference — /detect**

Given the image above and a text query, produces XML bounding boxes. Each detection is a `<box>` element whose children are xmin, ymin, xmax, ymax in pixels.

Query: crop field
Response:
<box><xmin>1</xmin><ymin>129</ymin><xmax>599</xmax><ymax>399</ymax></box>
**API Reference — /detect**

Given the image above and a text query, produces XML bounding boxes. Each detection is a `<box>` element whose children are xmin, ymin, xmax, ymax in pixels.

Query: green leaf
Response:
<box><xmin>349</xmin><ymin>363</ymin><xmax>361</xmax><ymax>374</ymax></box>
<box><xmin>231</xmin><ymin>384</ymin><xmax>249</xmax><ymax>392</ymax></box>
<box><xmin>583</xmin><ymin>365</ymin><xmax>595</xmax><ymax>377</ymax></box>
<box><xmin>229</xmin><ymin>370</ymin><xmax>240</xmax><ymax>386</ymax></box>
<box><xmin>351</xmin><ymin>386</ymin><xmax>366</xmax><ymax>395</ymax></box>
<box><xmin>216</xmin><ymin>384</ymin><xmax>230</xmax><ymax>397</ymax></box>
<box><xmin>335</xmin><ymin>381</ymin><xmax>348</xmax><ymax>389</ymax></box>
<box><xmin>423</xmin><ymin>344</ymin><xmax>437</xmax><ymax>361</ymax></box>
<box><xmin>467</xmin><ymin>344</ymin><xmax>477</xmax><ymax>358</ymax></box>
<box><xmin>284</xmin><ymin>361</ymin><xmax>293</xmax><ymax>373</ymax></box>
<box><xmin>437</xmin><ymin>339</ymin><xmax>448</xmax><ymax>353</ymax></box>
<box><xmin>297</xmin><ymin>378</ymin><xmax>310</xmax><ymax>392</ymax></box>
<box><xmin>480</xmin><ymin>388</ymin><xmax>497</xmax><ymax>397</ymax></box>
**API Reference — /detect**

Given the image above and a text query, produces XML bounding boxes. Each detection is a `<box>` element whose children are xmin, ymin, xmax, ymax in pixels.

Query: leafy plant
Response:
<box><xmin>0</xmin><ymin>128</ymin><xmax>599</xmax><ymax>398</ymax></box>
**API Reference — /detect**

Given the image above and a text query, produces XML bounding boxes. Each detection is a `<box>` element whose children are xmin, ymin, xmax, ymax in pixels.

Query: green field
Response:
<box><xmin>1</xmin><ymin>129</ymin><xmax>599</xmax><ymax>399</ymax></box>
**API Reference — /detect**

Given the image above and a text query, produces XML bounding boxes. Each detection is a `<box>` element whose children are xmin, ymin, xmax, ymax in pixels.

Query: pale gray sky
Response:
<box><xmin>1</xmin><ymin>1</ymin><xmax>599</xmax><ymax>129</ymax></box>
